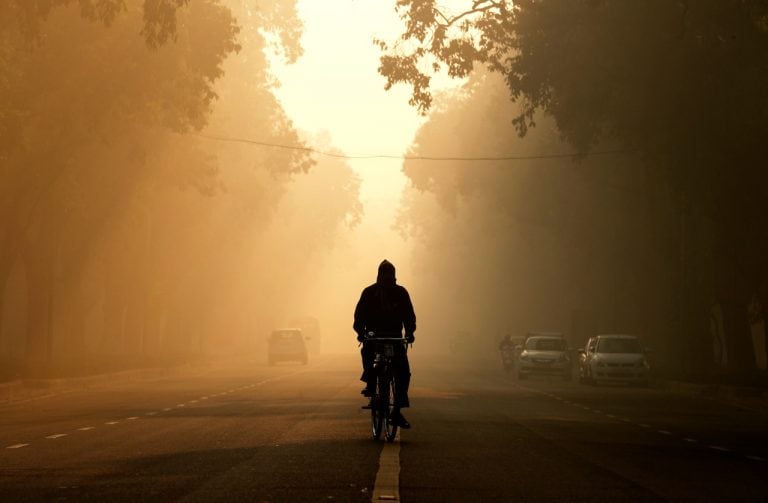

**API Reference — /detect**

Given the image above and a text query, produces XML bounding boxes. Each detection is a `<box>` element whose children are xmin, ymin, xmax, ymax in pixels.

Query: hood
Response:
<box><xmin>594</xmin><ymin>352</ymin><xmax>645</xmax><ymax>364</ymax></box>
<box><xmin>376</xmin><ymin>259</ymin><xmax>396</xmax><ymax>287</ymax></box>
<box><xmin>523</xmin><ymin>350</ymin><xmax>566</xmax><ymax>359</ymax></box>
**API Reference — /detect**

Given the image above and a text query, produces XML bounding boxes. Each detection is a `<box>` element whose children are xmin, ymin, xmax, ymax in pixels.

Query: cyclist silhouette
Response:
<box><xmin>354</xmin><ymin>260</ymin><xmax>415</xmax><ymax>429</ymax></box>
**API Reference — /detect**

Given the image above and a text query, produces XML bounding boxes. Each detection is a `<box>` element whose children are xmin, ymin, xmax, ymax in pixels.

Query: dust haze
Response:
<box><xmin>2</xmin><ymin>0</ymin><xmax>767</xmax><ymax>386</ymax></box>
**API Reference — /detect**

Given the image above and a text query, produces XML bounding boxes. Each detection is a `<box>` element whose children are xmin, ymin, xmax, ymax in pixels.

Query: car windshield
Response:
<box><xmin>271</xmin><ymin>330</ymin><xmax>302</xmax><ymax>342</ymax></box>
<box><xmin>596</xmin><ymin>337</ymin><xmax>641</xmax><ymax>354</ymax></box>
<box><xmin>525</xmin><ymin>337</ymin><xmax>565</xmax><ymax>351</ymax></box>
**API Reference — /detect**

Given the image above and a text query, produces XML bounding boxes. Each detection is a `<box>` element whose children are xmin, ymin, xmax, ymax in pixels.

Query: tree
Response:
<box><xmin>380</xmin><ymin>0</ymin><xmax>768</xmax><ymax>376</ymax></box>
<box><xmin>0</xmin><ymin>0</ymin><xmax>357</xmax><ymax>374</ymax></box>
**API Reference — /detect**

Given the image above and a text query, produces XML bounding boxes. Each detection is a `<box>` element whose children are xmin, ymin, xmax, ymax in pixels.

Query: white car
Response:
<box><xmin>578</xmin><ymin>334</ymin><xmax>650</xmax><ymax>386</ymax></box>
<box><xmin>517</xmin><ymin>334</ymin><xmax>571</xmax><ymax>381</ymax></box>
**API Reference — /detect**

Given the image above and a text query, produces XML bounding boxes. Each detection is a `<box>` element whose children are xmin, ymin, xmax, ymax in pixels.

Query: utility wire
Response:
<box><xmin>194</xmin><ymin>132</ymin><xmax>628</xmax><ymax>162</ymax></box>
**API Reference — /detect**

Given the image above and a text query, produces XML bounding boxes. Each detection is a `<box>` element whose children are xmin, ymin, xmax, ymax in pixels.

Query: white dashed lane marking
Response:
<box><xmin>517</xmin><ymin>384</ymin><xmax>768</xmax><ymax>465</ymax></box>
<box><xmin>2</xmin><ymin>368</ymin><xmax>333</xmax><ymax>454</ymax></box>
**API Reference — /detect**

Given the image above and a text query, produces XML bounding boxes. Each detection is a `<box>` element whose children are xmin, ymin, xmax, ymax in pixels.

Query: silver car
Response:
<box><xmin>578</xmin><ymin>334</ymin><xmax>650</xmax><ymax>386</ymax></box>
<box><xmin>517</xmin><ymin>335</ymin><xmax>571</xmax><ymax>380</ymax></box>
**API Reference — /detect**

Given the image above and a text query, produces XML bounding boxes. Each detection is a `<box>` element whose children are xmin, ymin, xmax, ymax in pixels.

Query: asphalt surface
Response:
<box><xmin>1</xmin><ymin>353</ymin><xmax>767</xmax><ymax>502</ymax></box>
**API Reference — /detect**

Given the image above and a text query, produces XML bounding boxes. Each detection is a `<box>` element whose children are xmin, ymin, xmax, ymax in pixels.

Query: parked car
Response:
<box><xmin>578</xmin><ymin>334</ymin><xmax>650</xmax><ymax>386</ymax></box>
<box><xmin>267</xmin><ymin>328</ymin><xmax>308</xmax><ymax>365</ymax></box>
<box><xmin>517</xmin><ymin>333</ymin><xmax>571</xmax><ymax>381</ymax></box>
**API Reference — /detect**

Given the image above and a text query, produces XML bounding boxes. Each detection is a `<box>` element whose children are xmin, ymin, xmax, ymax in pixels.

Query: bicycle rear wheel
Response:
<box><xmin>384</xmin><ymin>377</ymin><xmax>398</xmax><ymax>442</ymax></box>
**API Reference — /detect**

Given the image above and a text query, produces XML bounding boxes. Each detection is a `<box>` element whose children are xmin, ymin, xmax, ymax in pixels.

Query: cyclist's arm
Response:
<box><xmin>353</xmin><ymin>289</ymin><xmax>368</xmax><ymax>338</ymax></box>
<box><xmin>402</xmin><ymin>288</ymin><xmax>416</xmax><ymax>337</ymax></box>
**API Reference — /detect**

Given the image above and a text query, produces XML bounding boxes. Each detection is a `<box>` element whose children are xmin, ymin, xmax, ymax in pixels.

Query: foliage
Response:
<box><xmin>383</xmin><ymin>0</ymin><xmax>768</xmax><ymax>374</ymax></box>
<box><xmin>0</xmin><ymin>0</ymin><xmax>360</xmax><ymax>370</ymax></box>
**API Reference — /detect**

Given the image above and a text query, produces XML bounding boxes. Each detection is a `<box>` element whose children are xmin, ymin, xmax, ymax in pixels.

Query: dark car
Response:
<box><xmin>267</xmin><ymin>328</ymin><xmax>308</xmax><ymax>365</ymax></box>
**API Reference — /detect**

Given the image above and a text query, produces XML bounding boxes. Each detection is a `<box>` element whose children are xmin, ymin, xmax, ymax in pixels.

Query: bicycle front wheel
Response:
<box><xmin>371</xmin><ymin>377</ymin><xmax>386</xmax><ymax>441</ymax></box>
<box><xmin>384</xmin><ymin>377</ymin><xmax>398</xmax><ymax>442</ymax></box>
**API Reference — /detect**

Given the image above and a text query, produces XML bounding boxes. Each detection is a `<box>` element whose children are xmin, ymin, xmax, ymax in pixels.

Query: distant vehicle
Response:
<box><xmin>267</xmin><ymin>328</ymin><xmax>308</xmax><ymax>365</ymax></box>
<box><xmin>578</xmin><ymin>334</ymin><xmax>650</xmax><ymax>386</ymax></box>
<box><xmin>516</xmin><ymin>334</ymin><xmax>571</xmax><ymax>381</ymax></box>
<box><xmin>498</xmin><ymin>336</ymin><xmax>524</xmax><ymax>372</ymax></box>
<box><xmin>500</xmin><ymin>346</ymin><xmax>516</xmax><ymax>372</ymax></box>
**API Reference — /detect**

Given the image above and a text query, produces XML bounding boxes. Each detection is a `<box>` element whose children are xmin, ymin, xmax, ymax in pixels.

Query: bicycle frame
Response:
<box><xmin>365</xmin><ymin>336</ymin><xmax>407</xmax><ymax>442</ymax></box>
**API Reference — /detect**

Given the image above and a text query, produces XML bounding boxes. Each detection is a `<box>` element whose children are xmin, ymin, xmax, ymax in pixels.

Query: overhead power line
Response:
<box><xmin>193</xmin><ymin>132</ymin><xmax>629</xmax><ymax>162</ymax></box>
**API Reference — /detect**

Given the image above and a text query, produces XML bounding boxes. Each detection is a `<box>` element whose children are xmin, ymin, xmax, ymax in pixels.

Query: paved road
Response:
<box><xmin>1</xmin><ymin>353</ymin><xmax>767</xmax><ymax>501</ymax></box>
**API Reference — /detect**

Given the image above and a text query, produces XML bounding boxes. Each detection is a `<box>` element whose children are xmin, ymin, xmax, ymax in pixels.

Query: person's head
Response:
<box><xmin>377</xmin><ymin>259</ymin><xmax>396</xmax><ymax>286</ymax></box>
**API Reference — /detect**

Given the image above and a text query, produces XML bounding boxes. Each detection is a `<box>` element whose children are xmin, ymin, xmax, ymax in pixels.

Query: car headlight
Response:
<box><xmin>520</xmin><ymin>352</ymin><xmax>530</xmax><ymax>361</ymax></box>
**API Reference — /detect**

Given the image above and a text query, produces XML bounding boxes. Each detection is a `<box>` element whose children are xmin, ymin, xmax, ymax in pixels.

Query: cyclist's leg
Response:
<box><xmin>393</xmin><ymin>350</ymin><xmax>411</xmax><ymax>409</ymax></box>
<box><xmin>360</xmin><ymin>343</ymin><xmax>376</xmax><ymax>395</ymax></box>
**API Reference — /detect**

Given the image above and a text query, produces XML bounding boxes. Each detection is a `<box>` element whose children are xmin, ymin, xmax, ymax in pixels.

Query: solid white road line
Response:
<box><xmin>372</xmin><ymin>439</ymin><xmax>401</xmax><ymax>502</ymax></box>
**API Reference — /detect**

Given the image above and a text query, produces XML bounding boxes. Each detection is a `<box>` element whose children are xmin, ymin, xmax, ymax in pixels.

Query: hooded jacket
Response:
<box><xmin>353</xmin><ymin>261</ymin><xmax>416</xmax><ymax>337</ymax></box>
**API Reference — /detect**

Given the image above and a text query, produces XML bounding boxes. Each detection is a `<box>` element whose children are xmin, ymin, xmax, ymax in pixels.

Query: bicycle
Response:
<box><xmin>363</xmin><ymin>333</ymin><xmax>408</xmax><ymax>442</ymax></box>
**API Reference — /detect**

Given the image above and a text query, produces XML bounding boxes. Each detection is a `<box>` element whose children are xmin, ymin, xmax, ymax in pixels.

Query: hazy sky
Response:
<box><xmin>270</xmin><ymin>0</ymin><xmax>458</xmax><ymax>208</ymax></box>
<box><xmin>268</xmin><ymin>0</ymin><xmax>465</xmax><ymax>334</ymax></box>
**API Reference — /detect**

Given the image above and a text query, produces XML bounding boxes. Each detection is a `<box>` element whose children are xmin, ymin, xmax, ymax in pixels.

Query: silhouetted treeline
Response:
<box><xmin>0</xmin><ymin>1</ymin><xmax>360</xmax><ymax>378</ymax></box>
<box><xmin>389</xmin><ymin>1</ymin><xmax>768</xmax><ymax>381</ymax></box>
